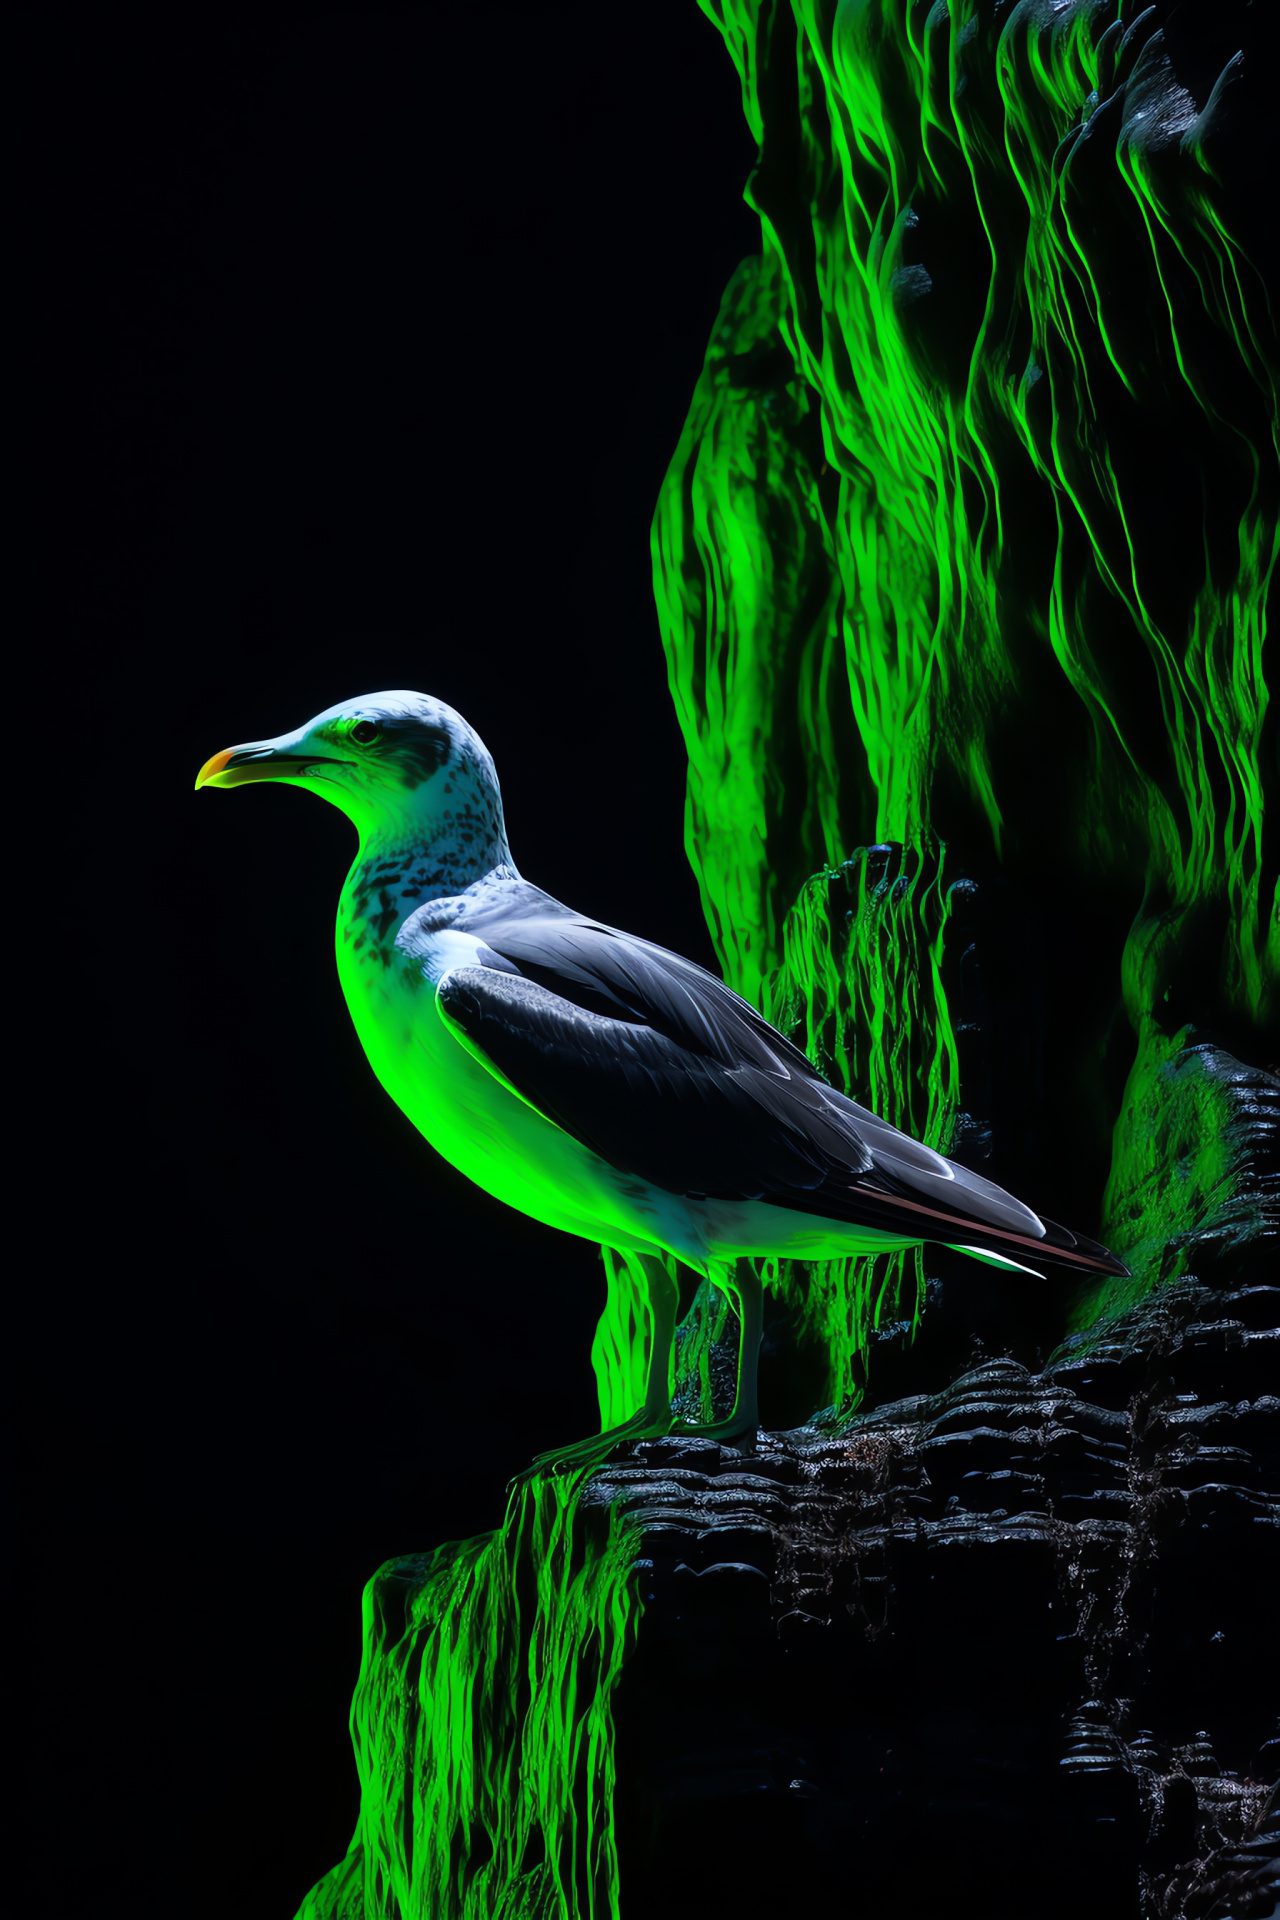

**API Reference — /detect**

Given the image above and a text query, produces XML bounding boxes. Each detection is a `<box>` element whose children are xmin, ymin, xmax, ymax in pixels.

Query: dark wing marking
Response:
<box><xmin>435</xmin><ymin>965</ymin><xmax>869</xmax><ymax>1200</ymax></box>
<box><xmin>432</xmin><ymin>882</ymin><xmax>1129</xmax><ymax>1276</ymax></box>
<box><xmin>466</xmin><ymin>907</ymin><xmax>1043</xmax><ymax>1219</ymax></box>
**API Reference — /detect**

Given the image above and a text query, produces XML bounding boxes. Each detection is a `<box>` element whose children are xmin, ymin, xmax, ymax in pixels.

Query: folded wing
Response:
<box><xmin>435</xmin><ymin>963</ymin><xmax>866</xmax><ymax>1200</ymax></box>
<box><xmin>426</xmin><ymin>899</ymin><xmax>1125</xmax><ymax>1274</ymax></box>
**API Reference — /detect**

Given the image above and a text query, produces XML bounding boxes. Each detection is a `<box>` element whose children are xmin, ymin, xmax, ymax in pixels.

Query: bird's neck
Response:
<box><xmin>340</xmin><ymin>817</ymin><xmax>516</xmax><ymax>965</ymax></box>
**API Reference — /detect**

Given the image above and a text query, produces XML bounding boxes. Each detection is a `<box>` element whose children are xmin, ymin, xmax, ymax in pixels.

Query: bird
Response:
<box><xmin>197</xmin><ymin>690</ymin><xmax>1128</xmax><ymax>1465</ymax></box>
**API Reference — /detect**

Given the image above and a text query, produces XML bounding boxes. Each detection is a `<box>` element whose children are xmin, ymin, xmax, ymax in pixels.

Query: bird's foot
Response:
<box><xmin>510</xmin><ymin>1407</ymin><xmax>674</xmax><ymax>1487</ymax></box>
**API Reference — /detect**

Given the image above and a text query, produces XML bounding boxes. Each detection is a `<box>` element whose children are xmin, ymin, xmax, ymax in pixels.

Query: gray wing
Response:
<box><xmin>436</xmin><ymin>964</ymin><xmax>868</xmax><ymax>1200</ymax></box>
<box><xmin>431</xmin><ymin>882</ymin><xmax>1063</xmax><ymax>1249</ymax></box>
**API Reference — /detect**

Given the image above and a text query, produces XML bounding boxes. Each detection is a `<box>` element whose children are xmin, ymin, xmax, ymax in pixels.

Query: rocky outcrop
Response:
<box><xmin>301</xmin><ymin>1245</ymin><xmax>1276</xmax><ymax>1920</ymax></box>
<box><xmin>591</xmin><ymin>1271</ymin><xmax>1278</xmax><ymax>1918</ymax></box>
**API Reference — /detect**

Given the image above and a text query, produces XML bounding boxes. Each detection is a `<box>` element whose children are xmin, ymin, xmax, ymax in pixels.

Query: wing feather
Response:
<box><xmin>435</xmin><ymin>965</ymin><xmax>848</xmax><ymax>1199</ymax></box>
<box><xmin>419</xmin><ymin>880</ymin><xmax>1127</xmax><ymax>1274</ymax></box>
<box><xmin>462</xmin><ymin>904</ymin><xmax>1047</xmax><ymax>1227</ymax></box>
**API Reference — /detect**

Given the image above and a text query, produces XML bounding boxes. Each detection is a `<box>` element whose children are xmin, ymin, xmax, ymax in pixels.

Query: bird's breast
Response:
<box><xmin>332</xmin><ymin>907</ymin><xmax>670</xmax><ymax>1251</ymax></box>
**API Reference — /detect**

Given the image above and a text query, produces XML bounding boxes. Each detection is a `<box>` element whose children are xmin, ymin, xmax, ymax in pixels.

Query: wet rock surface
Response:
<box><xmin>586</xmin><ymin>1278</ymin><xmax>1279</xmax><ymax>1919</ymax></box>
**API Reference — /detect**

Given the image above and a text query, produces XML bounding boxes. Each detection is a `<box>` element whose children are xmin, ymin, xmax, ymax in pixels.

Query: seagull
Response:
<box><xmin>197</xmin><ymin>690</ymin><xmax>1128</xmax><ymax>1462</ymax></box>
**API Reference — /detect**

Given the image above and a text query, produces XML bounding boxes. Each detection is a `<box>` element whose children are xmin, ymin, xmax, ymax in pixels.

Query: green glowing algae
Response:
<box><xmin>299</xmin><ymin>1471</ymin><xmax>644</xmax><ymax>1920</ymax></box>
<box><xmin>648</xmin><ymin>0</ymin><xmax>1276</xmax><ymax>1385</ymax></box>
<box><xmin>761</xmin><ymin>839</ymin><xmax>963</xmax><ymax>1411</ymax></box>
<box><xmin>653</xmin><ymin>246</ymin><xmax>857</xmax><ymax>1018</ymax></box>
<box><xmin>1078</xmin><ymin>1030</ymin><xmax>1277</xmax><ymax>1333</ymax></box>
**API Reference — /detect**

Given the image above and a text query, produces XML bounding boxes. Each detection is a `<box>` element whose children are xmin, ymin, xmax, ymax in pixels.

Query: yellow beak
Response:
<box><xmin>194</xmin><ymin>746</ymin><xmax>237</xmax><ymax>790</ymax></box>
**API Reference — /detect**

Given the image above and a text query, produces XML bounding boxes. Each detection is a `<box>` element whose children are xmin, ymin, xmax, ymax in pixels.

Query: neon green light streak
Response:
<box><xmin>299</xmin><ymin>1471</ymin><xmax>644</xmax><ymax>1920</ymax></box>
<box><xmin>761</xmin><ymin>840</ymin><xmax>961</xmax><ymax>1409</ymax></box>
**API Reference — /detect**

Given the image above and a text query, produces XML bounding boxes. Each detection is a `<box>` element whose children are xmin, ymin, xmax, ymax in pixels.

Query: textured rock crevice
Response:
<box><xmin>589</xmin><ymin>1264</ymin><xmax>1278</xmax><ymax>1918</ymax></box>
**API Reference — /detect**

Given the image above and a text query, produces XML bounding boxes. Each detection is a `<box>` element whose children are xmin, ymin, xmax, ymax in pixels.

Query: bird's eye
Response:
<box><xmin>351</xmin><ymin>720</ymin><xmax>381</xmax><ymax>746</ymax></box>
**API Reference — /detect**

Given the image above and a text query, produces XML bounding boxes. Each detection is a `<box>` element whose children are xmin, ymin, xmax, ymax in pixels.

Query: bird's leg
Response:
<box><xmin>672</xmin><ymin>1259</ymin><xmax>763</xmax><ymax>1444</ymax></box>
<box><xmin>518</xmin><ymin>1253</ymin><xmax>678</xmax><ymax>1479</ymax></box>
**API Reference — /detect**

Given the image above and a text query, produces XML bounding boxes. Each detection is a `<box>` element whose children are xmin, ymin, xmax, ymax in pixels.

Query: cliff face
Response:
<box><xmin>600</xmin><ymin>1279</ymin><xmax>1279</xmax><ymax>1919</ymax></box>
<box><xmin>657</xmin><ymin>0</ymin><xmax>1275</xmax><ymax>1055</ymax></box>
<box><xmin>299</xmin><ymin>1282</ymin><xmax>1279</xmax><ymax>1920</ymax></box>
<box><xmin>643</xmin><ymin>0</ymin><xmax>1277</xmax><ymax>1405</ymax></box>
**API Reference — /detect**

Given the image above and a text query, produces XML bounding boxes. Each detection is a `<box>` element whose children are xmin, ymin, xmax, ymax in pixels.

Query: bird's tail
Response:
<box><xmin>842</xmin><ymin>1182</ymin><xmax>1131</xmax><ymax>1279</ymax></box>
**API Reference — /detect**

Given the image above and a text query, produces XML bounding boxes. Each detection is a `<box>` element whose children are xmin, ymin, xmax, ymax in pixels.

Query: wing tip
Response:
<box><xmin>1037</xmin><ymin>1214</ymin><xmax>1131</xmax><ymax>1279</ymax></box>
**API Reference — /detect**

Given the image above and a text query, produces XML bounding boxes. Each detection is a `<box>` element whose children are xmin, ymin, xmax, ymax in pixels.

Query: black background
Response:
<box><xmin>22</xmin><ymin>10</ymin><xmax>756</xmax><ymax>1915</ymax></box>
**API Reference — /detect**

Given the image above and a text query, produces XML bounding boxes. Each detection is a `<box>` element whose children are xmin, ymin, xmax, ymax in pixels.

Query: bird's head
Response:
<box><xmin>196</xmin><ymin>691</ymin><xmax>510</xmax><ymax>864</ymax></box>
